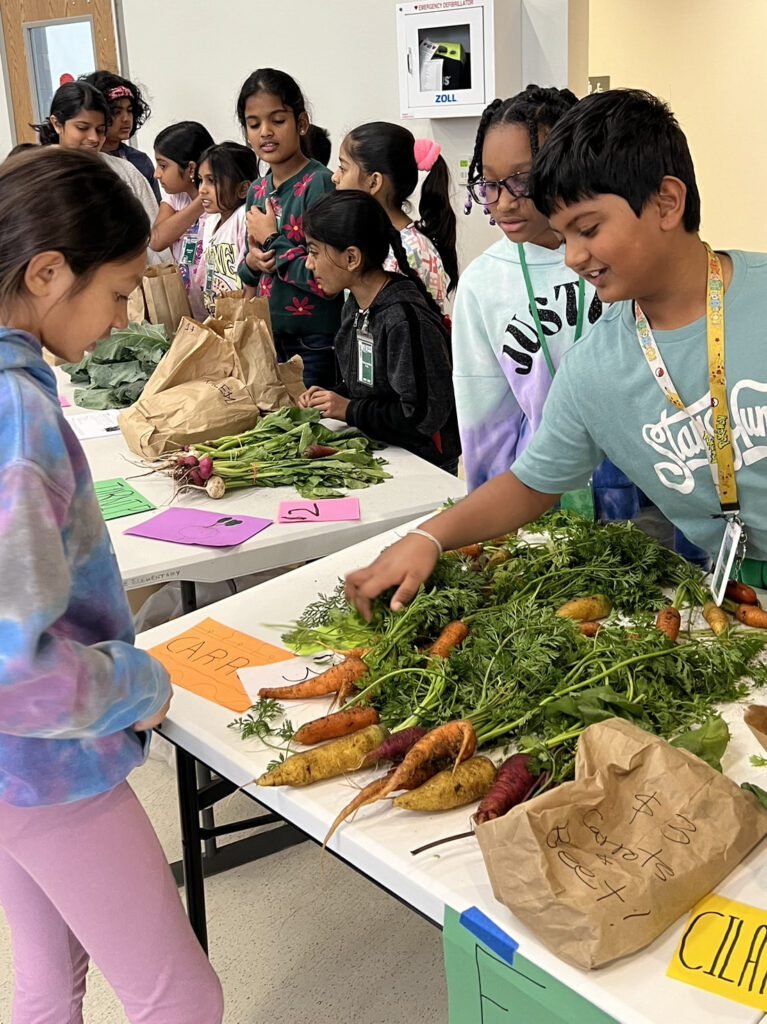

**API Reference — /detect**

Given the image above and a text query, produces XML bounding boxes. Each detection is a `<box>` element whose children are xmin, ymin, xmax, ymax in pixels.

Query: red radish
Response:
<box><xmin>198</xmin><ymin>456</ymin><xmax>214</xmax><ymax>481</ymax></box>
<box><xmin>361</xmin><ymin>726</ymin><xmax>428</xmax><ymax>768</ymax></box>
<box><xmin>303</xmin><ymin>444</ymin><xmax>339</xmax><ymax>459</ymax></box>
<box><xmin>473</xmin><ymin>753</ymin><xmax>540</xmax><ymax>825</ymax></box>
<box><xmin>179</xmin><ymin>455</ymin><xmax>199</xmax><ymax>468</ymax></box>
<box><xmin>188</xmin><ymin>469</ymin><xmax>204</xmax><ymax>487</ymax></box>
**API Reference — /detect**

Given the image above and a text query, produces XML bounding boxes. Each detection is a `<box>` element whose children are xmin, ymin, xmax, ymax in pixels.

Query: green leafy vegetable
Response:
<box><xmin>742</xmin><ymin>782</ymin><xmax>767</xmax><ymax>809</ymax></box>
<box><xmin>61</xmin><ymin>322</ymin><xmax>170</xmax><ymax>409</ymax></box>
<box><xmin>671</xmin><ymin>716</ymin><xmax>730</xmax><ymax>772</ymax></box>
<box><xmin>750</xmin><ymin>754</ymin><xmax>767</xmax><ymax>768</ymax></box>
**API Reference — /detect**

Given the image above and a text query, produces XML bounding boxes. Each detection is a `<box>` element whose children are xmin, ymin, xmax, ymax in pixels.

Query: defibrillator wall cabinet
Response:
<box><xmin>396</xmin><ymin>0</ymin><xmax>514</xmax><ymax>119</ymax></box>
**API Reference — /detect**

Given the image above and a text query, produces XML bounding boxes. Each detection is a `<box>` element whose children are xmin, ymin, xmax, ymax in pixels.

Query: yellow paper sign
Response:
<box><xmin>667</xmin><ymin>892</ymin><xmax>767</xmax><ymax>1011</ymax></box>
<box><xmin>150</xmin><ymin>617</ymin><xmax>293</xmax><ymax>711</ymax></box>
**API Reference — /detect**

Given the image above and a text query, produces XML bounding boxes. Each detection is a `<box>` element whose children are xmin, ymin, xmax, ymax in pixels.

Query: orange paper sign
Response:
<box><xmin>150</xmin><ymin>617</ymin><xmax>292</xmax><ymax>711</ymax></box>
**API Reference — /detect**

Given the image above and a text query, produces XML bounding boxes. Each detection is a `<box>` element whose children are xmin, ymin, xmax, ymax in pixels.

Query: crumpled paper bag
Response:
<box><xmin>476</xmin><ymin>718</ymin><xmax>767</xmax><ymax>969</ymax></box>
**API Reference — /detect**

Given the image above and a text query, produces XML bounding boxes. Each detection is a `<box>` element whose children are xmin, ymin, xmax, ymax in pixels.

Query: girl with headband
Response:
<box><xmin>332</xmin><ymin>122</ymin><xmax>458</xmax><ymax>312</ymax></box>
<box><xmin>81</xmin><ymin>71</ymin><xmax>160</xmax><ymax>202</ymax></box>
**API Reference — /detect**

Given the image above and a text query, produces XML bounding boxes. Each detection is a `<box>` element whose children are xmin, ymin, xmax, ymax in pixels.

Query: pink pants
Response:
<box><xmin>0</xmin><ymin>782</ymin><xmax>223</xmax><ymax>1024</ymax></box>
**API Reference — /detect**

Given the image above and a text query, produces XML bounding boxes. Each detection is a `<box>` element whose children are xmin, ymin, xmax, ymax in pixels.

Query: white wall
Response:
<box><xmin>118</xmin><ymin>0</ymin><xmax>570</xmax><ymax>270</ymax></box>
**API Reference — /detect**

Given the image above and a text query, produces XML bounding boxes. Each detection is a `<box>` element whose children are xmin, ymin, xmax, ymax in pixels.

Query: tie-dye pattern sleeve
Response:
<box><xmin>0</xmin><ymin>460</ymin><xmax>171</xmax><ymax>739</ymax></box>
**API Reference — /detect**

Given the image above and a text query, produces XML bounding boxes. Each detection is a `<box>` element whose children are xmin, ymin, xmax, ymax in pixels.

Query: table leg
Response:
<box><xmin>175</xmin><ymin>745</ymin><xmax>209</xmax><ymax>952</ymax></box>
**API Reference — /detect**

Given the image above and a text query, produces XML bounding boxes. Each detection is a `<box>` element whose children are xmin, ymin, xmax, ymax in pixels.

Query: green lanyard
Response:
<box><xmin>518</xmin><ymin>243</ymin><xmax>586</xmax><ymax>379</ymax></box>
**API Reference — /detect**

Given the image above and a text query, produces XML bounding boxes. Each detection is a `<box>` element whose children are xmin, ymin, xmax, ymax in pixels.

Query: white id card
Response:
<box><xmin>357</xmin><ymin>327</ymin><xmax>374</xmax><ymax>387</ymax></box>
<box><xmin>710</xmin><ymin>518</ymin><xmax>744</xmax><ymax>606</ymax></box>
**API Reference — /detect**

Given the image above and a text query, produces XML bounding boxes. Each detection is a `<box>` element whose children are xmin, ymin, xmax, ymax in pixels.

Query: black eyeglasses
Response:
<box><xmin>468</xmin><ymin>172</ymin><xmax>532</xmax><ymax>205</ymax></box>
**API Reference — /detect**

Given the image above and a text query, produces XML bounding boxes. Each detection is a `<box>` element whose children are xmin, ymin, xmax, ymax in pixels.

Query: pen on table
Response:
<box><xmin>105</xmin><ymin>426</ymin><xmax>120</xmax><ymax>432</ymax></box>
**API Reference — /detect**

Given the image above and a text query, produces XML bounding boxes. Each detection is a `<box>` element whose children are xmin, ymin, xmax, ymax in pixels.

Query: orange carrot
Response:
<box><xmin>376</xmin><ymin>721</ymin><xmax>477</xmax><ymax>801</ymax></box>
<box><xmin>736</xmin><ymin>604</ymin><xmax>767</xmax><ymax>628</ymax></box>
<box><xmin>726</xmin><ymin>580</ymin><xmax>760</xmax><ymax>607</ymax></box>
<box><xmin>428</xmin><ymin>621</ymin><xmax>470</xmax><ymax>659</ymax></box>
<box><xmin>655</xmin><ymin>607</ymin><xmax>681</xmax><ymax>642</ymax></box>
<box><xmin>579</xmin><ymin>621</ymin><xmax>602</xmax><ymax>638</ymax></box>
<box><xmin>258</xmin><ymin>656</ymin><xmax>368</xmax><ymax>700</ymax></box>
<box><xmin>449</xmin><ymin>544</ymin><xmax>483</xmax><ymax>559</ymax></box>
<box><xmin>294</xmin><ymin>706</ymin><xmax>380</xmax><ymax>746</ymax></box>
<box><xmin>324</xmin><ymin>761</ymin><xmax>437</xmax><ymax>846</ymax></box>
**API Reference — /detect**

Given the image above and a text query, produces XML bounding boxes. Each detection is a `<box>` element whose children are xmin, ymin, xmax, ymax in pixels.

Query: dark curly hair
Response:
<box><xmin>467</xmin><ymin>85</ymin><xmax>579</xmax><ymax>191</ymax></box>
<box><xmin>80</xmin><ymin>71</ymin><xmax>151</xmax><ymax>132</ymax></box>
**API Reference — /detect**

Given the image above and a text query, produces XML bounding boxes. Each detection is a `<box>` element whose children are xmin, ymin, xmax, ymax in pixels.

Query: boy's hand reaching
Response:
<box><xmin>345</xmin><ymin>534</ymin><xmax>439</xmax><ymax>620</ymax></box>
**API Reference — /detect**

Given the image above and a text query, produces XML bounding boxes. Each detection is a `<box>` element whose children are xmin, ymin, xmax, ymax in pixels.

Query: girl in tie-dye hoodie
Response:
<box><xmin>0</xmin><ymin>149</ymin><xmax>222</xmax><ymax>1022</ymax></box>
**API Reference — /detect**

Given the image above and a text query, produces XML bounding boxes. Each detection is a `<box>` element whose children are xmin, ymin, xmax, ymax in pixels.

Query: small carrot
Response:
<box><xmin>725</xmin><ymin>580</ymin><xmax>760</xmax><ymax>606</ymax></box>
<box><xmin>556</xmin><ymin>595</ymin><xmax>612</xmax><ymax>622</ymax></box>
<box><xmin>361</xmin><ymin>726</ymin><xmax>428</xmax><ymax>768</ymax></box>
<box><xmin>736</xmin><ymin>605</ymin><xmax>767</xmax><ymax>629</ymax></box>
<box><xmin>258</xmin><ymin>656</ymin><xmax>368</xmax><ymax>700</ymax></box>
<box><xmin>579</xmin><ymin>621</ymin><xmax>602</xmax><ymax>638</ymax></box>
<box><xmin>474</xmin><ymin>754</ymin><xmax>540</xmax><ymax>825</ymax></box>
<box><xmin>449</xmin><ymin>544</ymin><xmax>483</xmax><ymax>559</ymax></box>
<box><xmin>376</xmin><ymin>721</ymin><xmax>477</xmax><ymax>802</ymax></box>
<box><xmin>703</xmin><ymin>601</ymin><xmax>730</xmax><ymax>637</ymax></box>
<box><xmin>486</xmin><ymin>548</ymin><xmax>511</xmax><ymax>569</ymax></box>
<box><xmin>428</xmin><ymin>621</ymin><xmax>470</xmax><ymax>659</ymax></box>
<box><xmin>324</xmin><ymin>762</ymin><xmax>435</xmax><ymax>846</ymax></box>
<box><xmin>294</xmin><ymin>706</ymin><xmax>380</xmax><ymax>746</ymax></box>
<box><xmin>655</xmin><ymin>607</ymin><xmax>681</xmax><ymax>642</ymax></box>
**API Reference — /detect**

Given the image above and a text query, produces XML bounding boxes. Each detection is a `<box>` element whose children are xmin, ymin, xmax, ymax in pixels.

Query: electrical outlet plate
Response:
<box><xmin>457</xmin><ymin>156</ymin><xmax>471</xmax><ymax>186</ymax></box>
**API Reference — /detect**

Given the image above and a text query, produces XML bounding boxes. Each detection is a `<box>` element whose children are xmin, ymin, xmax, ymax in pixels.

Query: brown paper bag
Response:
<box><xmin>277</xmin><ymin>356</ymin><xmax>306</xmax><ymax>403</ymax></box>
<box><xmin>215</xmin><ymin>291</ymin><xmax>272</xmax><ymax>339</ymax></box>
<box><xmin>143</xmin><ymin>264</ymin><xmax>192</xmax><ymax>336</ymax></box>
<box><xmin>128</xmin><ymin>285</ymin><xmax>146</xmax><ymax>323</ymax></box>
<box><xmin>223</xmin><ymin>316</ymin><xmax>297</xmax><ymax>411</ymax></box>
<box><xmin>476</xmin><ymin>718</ymin><xmax>767</xmax><ymax>970</ymax></box>
<box><xmin>119</xmin><ymin>318</ymin><xmax>260</xmax><ymax>458</ymax></box>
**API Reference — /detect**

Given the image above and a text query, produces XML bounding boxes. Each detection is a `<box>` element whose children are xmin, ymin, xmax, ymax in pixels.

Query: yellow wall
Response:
<box><xmin>588</xmin><ymin>0</ymin><xmax>767</xmax><ymax>250</ymax></box>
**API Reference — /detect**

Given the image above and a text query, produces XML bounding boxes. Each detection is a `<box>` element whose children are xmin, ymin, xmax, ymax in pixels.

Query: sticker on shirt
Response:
<box><xmin>357</xmin><ymin>327</ymin><xmax>374</xmax><ymax>387</ymax></box>
<box><xmin>642</xmin><ymin>379</ymin><xmax>767</xmax><ymax>494</ymax></box>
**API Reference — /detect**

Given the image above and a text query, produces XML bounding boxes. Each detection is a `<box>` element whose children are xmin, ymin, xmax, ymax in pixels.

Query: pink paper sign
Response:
<box><xmin>59</xmin><ymin>395</ymin><xmax>72</xmax><ymax>408</ymax></box>
<box><xmin>124</xmin><ymin>508</ymin><xmax>272</xmax><ymax>547</ymax></box>
<box><xmin>278</xmin><ymin>497</ymin><xmax>361</xmax><ymax>525</ymax></box>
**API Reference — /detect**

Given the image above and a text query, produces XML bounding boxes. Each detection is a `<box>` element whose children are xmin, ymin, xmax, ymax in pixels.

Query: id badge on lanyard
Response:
<box><xmin>357</xmin><ymin>314</ymin><xmax>374</xmax><ymax>388</ymax></box>
<box><xmin>518</xmin><ymin>245</ymin><xmax>594</xmax><ymax>520</ymax></box>
<box><xmin>634</xmin><ymin>244</ymin><xmax>745</xmax><ymax>603</ymax></box>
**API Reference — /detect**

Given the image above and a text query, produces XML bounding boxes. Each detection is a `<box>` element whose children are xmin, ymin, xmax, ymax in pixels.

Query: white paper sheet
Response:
<box><xmin>68</xmin><ymin>409</ymin><xmax>122</xmax><ymax>440</ymax></box>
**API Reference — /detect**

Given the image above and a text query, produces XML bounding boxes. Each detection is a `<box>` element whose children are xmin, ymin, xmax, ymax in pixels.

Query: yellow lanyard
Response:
<box><xmin>634</xmin><ymin>245</ymin><xmax>739</xmax><ymax>515</ymax></box>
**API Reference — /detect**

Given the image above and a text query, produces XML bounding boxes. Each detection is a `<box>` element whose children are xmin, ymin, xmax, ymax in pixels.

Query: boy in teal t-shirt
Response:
<box><xmin>344</xmin><ymin>88</ymin><xmax>767</xmax><ymax>615</ymax></box>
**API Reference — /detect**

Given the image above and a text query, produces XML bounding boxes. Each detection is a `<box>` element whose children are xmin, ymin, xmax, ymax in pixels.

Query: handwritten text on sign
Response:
<box><xmin>278</xmin><ymin>497</ymin><xmax>360</xmax><ymax>525</ymax></box>
<box><xmin>545</xmin><ymin>788</ymin><xmax>699</xmax><ymax>923</ymax></box>
<box><xmin>667</xmin><ymin>893</ymin><xmax>767</xmax><ymax>1011</ymax></box>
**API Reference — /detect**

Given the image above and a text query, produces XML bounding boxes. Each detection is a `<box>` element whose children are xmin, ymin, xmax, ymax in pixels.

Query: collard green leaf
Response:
<box><xmin>741</xmin><ymin>782</ymin><xmax>767</xmax><ymax>809</ymax></box>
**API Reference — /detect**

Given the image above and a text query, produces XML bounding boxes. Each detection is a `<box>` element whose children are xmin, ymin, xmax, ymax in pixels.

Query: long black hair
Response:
<box><xmin>467</xmin><ymin>85</ymin><xmax>579</xmax><ymax>202</ymax></box>
<box><xmin>197</xmin><ymin>142</ymin><xmax>259</xmax><ymax>212</ymax></box>
<box><xmin>236</xmin><ymin>68</ymin><xmax>309</xmax><ymax>135</ymax></box>
<box><xmin>344</xmin><ymin>122</ymin><xmax>458</xmax><ymax>294</ymax></box>
<box><xmin>154</xmin><ymin>121</ymin><xmax>215</xmax><ymax>171</ymax></box>
<box><xmin>81</xmin><ymin>70</ymin><xmax>151</xmax><ymax>132</ymax></box>
<box><xmin>303</xmin><ymin>190</ymin><xmax>444</xmax><ymax>320</ymax></box>
<box><xmin>33</xmin><ymin>82</ymin><xmax>109</xmax><ymax>146</ymax></box>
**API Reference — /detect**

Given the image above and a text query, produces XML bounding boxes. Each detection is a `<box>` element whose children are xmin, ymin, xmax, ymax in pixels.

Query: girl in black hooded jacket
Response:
<box><xmin>299</xmin><ymin>190</ymin><xmax>459</xmax><ymax>471</ymax></box>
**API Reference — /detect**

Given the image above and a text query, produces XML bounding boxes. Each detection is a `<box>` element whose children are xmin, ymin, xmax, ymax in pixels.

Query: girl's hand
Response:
<box><xmin>246</xmin><ymin>247</ymin><xmax>276</xmax><ymax>274</ymax></box>
<box><xmin>299</xmin><ymin>386</ymin><xmax>321</xmax><ymax>409</ymax></box>
<box><xmin>247</xmin><ymin>201</ymin><xmax>278</xmax><ymax>245</ymax></box>
<box><xmin>306</xmin><ymin>389</ymin><xmax>349</xmax><ymax>420</ymax></box>
<box><xmin>133</xmin><ymin>695</ymin><xmax>172</xmax><ymax>732</ymax></box>
<box><xmin>346</xmin><ymin>535</ymin><xmax>439</xmax><ymax>621</ymax></box>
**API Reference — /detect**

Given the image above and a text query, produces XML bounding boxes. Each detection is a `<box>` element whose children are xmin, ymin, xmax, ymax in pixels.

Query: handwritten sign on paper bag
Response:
<box><xmin>476</xmin><ymin>719</ymin><xmax>767</xmax><ymax>970</ymax></box>
<box><xmin>149</xmin><ymin>618</ymin><xmax>293</xmax><ymax>711</ymax></box>
<box><xmin>667</xmin><ymin>893</ymin><xmax>767</xmax><ymax>1012</ymax></box>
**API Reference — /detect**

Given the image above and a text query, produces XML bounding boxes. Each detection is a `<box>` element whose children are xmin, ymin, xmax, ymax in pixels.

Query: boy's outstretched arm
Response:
<box><xmin>345</xmin><ymin>471</ymin><xmax>558</xmax><ymax>620</ymax></box>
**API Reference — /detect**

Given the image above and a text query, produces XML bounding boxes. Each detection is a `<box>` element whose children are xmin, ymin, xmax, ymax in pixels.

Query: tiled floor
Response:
<box><xmin>0</xmin><ymin>744</ymin><xmax>448</xmax><ymax>1023</ymax></box>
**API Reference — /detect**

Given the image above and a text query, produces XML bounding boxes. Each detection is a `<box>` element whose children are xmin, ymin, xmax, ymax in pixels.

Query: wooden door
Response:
<box><xmin>1</xmin><ymin>0</ymin><xmax>119</xmax><ymax>144</ymax></box>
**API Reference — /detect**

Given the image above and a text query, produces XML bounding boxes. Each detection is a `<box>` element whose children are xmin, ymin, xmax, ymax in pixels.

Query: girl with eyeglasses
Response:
<box><xmin>453</xmin><ymin>86</ymin><xmax>708</xmax><ymax>565</ymax></box>
<box><xmin>453</xmin><ymin>85</ymin><xmax>607</xmax><ymax>491</ymax></box>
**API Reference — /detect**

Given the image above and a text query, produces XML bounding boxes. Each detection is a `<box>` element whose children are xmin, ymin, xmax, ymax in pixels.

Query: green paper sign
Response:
<box><xmin>95</xmin><ymin>479</ymin><xmax>155</xmax><ymax>522</ymax></box>
<box><xmin>443</xmin><ymin>906</ymin><xmax>617</xmax><ymax>1024</ymax></box>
